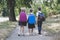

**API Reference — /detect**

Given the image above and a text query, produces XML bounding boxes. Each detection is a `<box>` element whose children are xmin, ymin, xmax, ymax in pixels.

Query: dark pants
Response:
<box><xmin>38</xmin><ymin>21</ymin><xmax>42</xmax><ymax>33</ymax></box>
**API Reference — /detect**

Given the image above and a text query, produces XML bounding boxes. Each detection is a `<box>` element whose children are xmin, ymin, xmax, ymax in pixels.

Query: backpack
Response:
<box><xmin>28</xmin><ymin>14</ymin><xmax>36</xmax><ymax>24</ymax></box>
<box><xmin>20</xmin><ymin>12</ymin><xmax>27</xmax><ymax>22</ymax></box>
<box><xmin>38</xmin><ymin>12</ymin><xmax>45</xmax><ymax>21</ymax></box>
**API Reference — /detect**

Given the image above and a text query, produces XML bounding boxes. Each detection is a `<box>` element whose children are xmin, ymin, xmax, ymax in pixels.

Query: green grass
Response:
<box><xmin>0</xmin><ymin>21</ymin><xmax>16</xmax><ymax>29</ymax></box>
<box><xmin>43</xmin><ymin>17</ymin><xmax>60</xmax><ymax>36</ymax></box>
<box><xmin>0</xmin><ymin>21</ymin><xmax>16</xmax><ymax>40</ymax></box>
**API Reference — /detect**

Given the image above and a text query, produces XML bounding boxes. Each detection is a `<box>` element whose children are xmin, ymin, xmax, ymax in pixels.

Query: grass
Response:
<box><xmin>43</xmin><ymin>22</ymin><xmax>60</xmax><ymax>35</ymax></box>
<box><xmin>0</xmin><ymin>21</ymin><xmax>17</xmax><ymax>40</ymax></box>
<box><xmin>0</xmin><ymin>21</ymin><xmax>16</xmax><ymax>29</ymax></box>
<box><xmin>42</xmin><ymin>15</ymin><xmax>60</xmax><ymax>40</ymax></box>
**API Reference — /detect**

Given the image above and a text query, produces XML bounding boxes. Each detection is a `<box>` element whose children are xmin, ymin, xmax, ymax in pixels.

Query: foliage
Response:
<box><xmin>43</xmin><ymin>0</ymin><xmax>60</xmax><ymax>16</ymax></box>
<box><xmin>0</xmin><ymin>0</ymin><xmax>32</xmax><ymax>16</ymax></box>
<box><xmin>57</xmin><ymin>0</ymin><xmax>60</xmax><ymax>4</ymax></box>
<box><xmin>15</xmin><ymin>0</ymin><xmax>32</xmax><ymax>9</ymax></box>
<box><xmin>15</xmin><ymin>8</ymin><xmax>19</xmax><ymax>16</ymax></box>
<box><xmin>0</xmin><ymin>0</ymin><xmax>60</xmax><ymax>17</ymax></box>
<box><xmin>41</xmin><ymin>5</ymin><xmax>47</xmax><ymax>17</ymax></box>
<box><xmin>0</xmin><ymin>0</ymin><xmax>8</xmax><ymax>16</ymax></box>
<box><xmin>15</xmin><ymin>0</ymin><xmax>32</xmax><ymax>16</ymax></box>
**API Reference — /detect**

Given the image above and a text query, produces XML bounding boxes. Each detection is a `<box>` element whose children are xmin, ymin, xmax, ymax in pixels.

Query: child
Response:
<box><xmin>28</xmin><ymin>9</ymin><xmax>36</xmax><ymax>35</ymax></box>
<box><xmin>36</xmin><ymin>7</ymin><xmax>45</xmax><ymax>35</ymax></box>
<box><xmin>18</xmin><ymin>8</ymin><xmax>27</xmax><ymax>36</ymax></box>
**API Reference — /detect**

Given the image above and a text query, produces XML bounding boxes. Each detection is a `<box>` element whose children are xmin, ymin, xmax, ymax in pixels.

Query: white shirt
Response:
<box><xmin>27</xmin><ymin>12</ymin><xmax>34</xmax><ymax>19</ymax></box>
<box><xmin>36</xmin><ymin>11</ymin><xmax>42</xmax><ymax>17</ymax></box>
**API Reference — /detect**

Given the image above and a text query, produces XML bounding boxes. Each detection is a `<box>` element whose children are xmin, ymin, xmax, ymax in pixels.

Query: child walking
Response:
<box><xmin>28</xmin><ymin>9</ymin><xmax>36</xmax><ymax>35</ymax></box>
<box><xmin>18</xmin><ymin>8</ymin><xmax>27</xmax><ymax>36</ymax></box>
<box><xmin>36</xmin><ymin>7</ymin><xmax>45</xmax><ymax>35</ymax></box>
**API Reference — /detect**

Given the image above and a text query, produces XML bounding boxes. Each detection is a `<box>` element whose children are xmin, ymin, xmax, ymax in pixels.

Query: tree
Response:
<box><xmin>1</xmin><ymin>0</ymin><xmax>32</xmax><ymax>21</ymax></box>
<box><xmin>0</xmin><ymin>0</ymin><xmax>2</xmax><ymax>3</ymax></box>
<box><xmin>7</xmin><ymin>0</ymin><xmax>16</xmax><ymax>21</ymax></box>
<box><xmin>15</xmin><ymin>0</ymin><xmax>32</xmax><ymax>13</ymax></box>
<box><xmin>57</xmin><ymin>0</ymin><xmax>60</xmax><ymax>4</ymax></box>
<box><xmin>0</xmin><ymin>0</ymin><xmax>8</xmax><ymax>16</ymax></box>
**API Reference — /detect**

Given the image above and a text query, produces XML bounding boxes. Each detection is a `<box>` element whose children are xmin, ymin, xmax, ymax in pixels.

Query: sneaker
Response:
<box><xmin>29</xmin><ymin>33</ymin><xmax>32</xmax><ymax>36</ymax></box>
<box><xmin>18</xmin><ymin>34</ymin><xmax>20</xmax><ymax>36</ymax></box>
<box><xmin>38</xmin><ymin>32</ymin><xmax>41</xmax><ymax>35</ymax></box>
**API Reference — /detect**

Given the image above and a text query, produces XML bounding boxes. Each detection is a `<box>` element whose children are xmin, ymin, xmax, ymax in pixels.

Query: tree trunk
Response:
<box><xmin>7</xmin><ymin>0</ymin><xmax>16</xmax><ymax>21</ymax></box>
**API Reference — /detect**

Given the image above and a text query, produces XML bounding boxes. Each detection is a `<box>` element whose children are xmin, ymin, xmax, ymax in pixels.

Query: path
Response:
<box><xmin>6</xmin><ymin>24</ymin><xmax>52</xmax><ymax>40</ymax></box>
<box><xmin>0</xmin><ymin>17</ymin><xmax>9</xmax><ymax>22</ymax></box>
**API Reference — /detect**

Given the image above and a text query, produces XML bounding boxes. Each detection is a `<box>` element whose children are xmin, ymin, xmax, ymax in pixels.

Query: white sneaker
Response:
<box><xmin>22</xmin><ymin>33</ymin><xmax>25</xmax><ymax>36</ymax></box>
<box><xmin>25</xmin><ymin>32</ymin><xmax>30</xmax><ymax>35</ymax></box>
<box><xmin>39</xmin><ymin>34</ymin><xmax>43</xmax><ymax>36</ymax></box>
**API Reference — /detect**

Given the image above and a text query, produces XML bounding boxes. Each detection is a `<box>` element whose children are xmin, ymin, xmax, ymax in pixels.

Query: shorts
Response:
<box><xmin>19</xmin><ymin>21</ymin><xmax>27</xmax><ymax>26</ymax></box>
<box><xmin>28</xmin><ymin>23</ymin><xmax>35</xmax><ymax>29</ymax></box>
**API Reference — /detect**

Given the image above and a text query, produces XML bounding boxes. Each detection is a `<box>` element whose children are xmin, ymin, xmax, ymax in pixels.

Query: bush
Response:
<box><xmin>2</xmin><ymin>8</ymin><xmax>9</xmax><ymax>17</ymax></box>
<box><xmin>42</xmin><ymin>5</ymin><xmax>47</xmax><ymax>17</ymax></box>
<box><xmin>57</xmin><ymin>4</ymin><xmax>60</xmax><ymax>10</ymax></box>
<box><xmin>15</xmin><ymin>8</ymin><xmax>19</xmax><ymax>16</ymax></box>
<box><xmin>57</xmin><ymin>10</ymin><xmax>60</xmax><ymax>14</ymax></box>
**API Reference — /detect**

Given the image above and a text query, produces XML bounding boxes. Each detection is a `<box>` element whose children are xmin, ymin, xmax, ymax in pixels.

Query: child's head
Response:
<box><xmin>30</xmin><ymin>9</ymin><xmax>33</xmax><ymax>12</ymax></box>
<box><xmin>21</xmin><ymin>7</ymin><xmax>26</xmax><ymax>12</ymax></box>
<box><xmin>21</xmin><ymin>10</ymin><xmax>25</xmax><ymax>12</ymax></box>
<box><xmin>38</xmin><ymin>7</ymin><xmax>41</xmax><ymax>11</ymax></box>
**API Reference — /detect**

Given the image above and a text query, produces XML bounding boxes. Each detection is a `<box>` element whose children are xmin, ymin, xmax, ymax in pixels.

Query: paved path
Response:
<box><xmin>6</xmin><ymin>24</ymin><xmax>52</xmax><ymax>40</ymax></box>
<box><xmin>0</xmin><ymin>17</ymin><xmax>9</xmax><ymax>22</ymax></box>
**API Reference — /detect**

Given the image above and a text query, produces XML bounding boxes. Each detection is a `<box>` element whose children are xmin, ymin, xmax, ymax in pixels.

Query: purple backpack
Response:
<box><xmin>19</xmin><ymin>12</ymin><xmax>27</xmax><ymax>22</ymax></box>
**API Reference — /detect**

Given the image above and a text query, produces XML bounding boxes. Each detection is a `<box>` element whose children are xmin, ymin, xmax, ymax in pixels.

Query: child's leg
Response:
<box><xmin>38</xmin><ymin>26</ymin><xmax>41</xmax><ymax>34</ymax></box>
<box><xmin>29</xmin><ymin>28</ymin><xmax>30</xmax><ymax>34</ymax></box>
<box><xmin>38</xmin><ymin>22</ymin><xmax>42</xmax><ymax>34</ymax></box>
<box><xmin>21</xmin><ymin>26</ymin><xmax>24</xmax><ymax>34</ymax></box>
<box><xmin>31</xmin><ymin>28</ymin><xmax>33</xmax><ymax>33</ymax></box>
<box><xmin>18</xmin><ymin>26</ymin><xmax>20</xmax><ymax>36</ymax></box>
